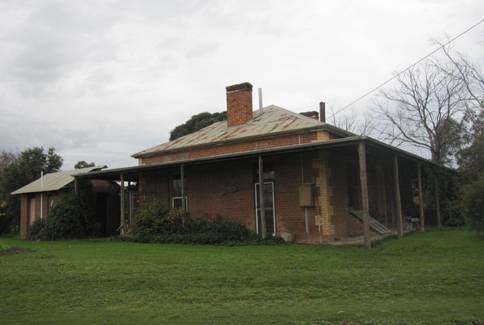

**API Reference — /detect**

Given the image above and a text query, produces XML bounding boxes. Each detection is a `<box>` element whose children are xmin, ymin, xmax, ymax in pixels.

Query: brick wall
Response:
<box><xmin>187</xmin><ymin>160</ymin><xmax>256</xmax><ymax>228</ymax></box>
<box><xmin>139</xmin><ymin>132</ymin><xmax>321</xmax><ymax>165</ymax></box>
<box><xmin>136</xmin><ymin>150</ymin><xmax>359</xmax><ymax>243</ymax></box>
<box><xmin>226</xmin><ymin>83</ymin><xmax>253</xmax><ymax>127</ymax></box>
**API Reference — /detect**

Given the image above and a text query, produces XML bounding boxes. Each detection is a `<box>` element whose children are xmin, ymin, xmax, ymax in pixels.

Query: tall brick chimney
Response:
<box><xmin>226</xmin><ymin>82</ymin><xmax>253</xmax><ymax>127</ymax></box>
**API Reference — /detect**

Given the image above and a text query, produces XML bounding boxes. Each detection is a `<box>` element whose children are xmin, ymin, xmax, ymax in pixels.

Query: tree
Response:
<box><xmin>169</xmin><ymin>111</ymin><xmax>227</xmax><ymax>141</ymax></box>
<box><xmin>374</xmin><ymin>60</ymin><xmax>468</xmax><ymax>166</ymax></box>
<box><xmin>0</xmin><ymin>151</ymin><xmax>17</xmax><ymax>169</ymax></box>
<box><xmin>75</xmin><ymin>161</ymin><xmax>95</xmax><ymax>169</ymax></box>
<box><xmin>13</xmin><ymin>147</ymin><xmax>62</xmax><ymax>184</ymax></box>
<box><xmin>0</xmin><ymin>147</ymin><xmax>63</xmax><ymax>232</ymax></box>
<box><xmin>46</xmin><ymin>148</ymin><xmax>63</xmax><ymax>173</ymax></box>
<box><xmin>440</xmin><ymin>45</ymin><xmax>484</xmax><ymax>110</ymax></box>
<box><xmin>329</xmin><ymin>110</ymin><xmax>377</xmax><ymax>136</ymax></box>
<box><xmin>458</xmin><ymin>116</ymin><xmax>484</xmax><ymax>182</ymax></box>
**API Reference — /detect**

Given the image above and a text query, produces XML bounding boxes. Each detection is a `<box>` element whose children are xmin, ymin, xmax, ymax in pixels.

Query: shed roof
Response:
<box><xmin>133</xmin><ymin>105</ymin><xmax>350</xmax><ymax>158</ymax></box>
<box><xmin>11</xmin><ymin>166</ymin><xmax>106</xmax><ymax>195</ymax></box>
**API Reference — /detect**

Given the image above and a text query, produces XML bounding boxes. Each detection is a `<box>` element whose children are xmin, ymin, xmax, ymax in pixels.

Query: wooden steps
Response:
<box><xmin>350</xmin><ymin>210</ymin><xmax>393</xmax><ymax>235</ymax></box>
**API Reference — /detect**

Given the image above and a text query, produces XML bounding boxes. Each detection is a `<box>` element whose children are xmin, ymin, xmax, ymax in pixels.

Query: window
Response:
<box><xmin>171</xmin><ymin>176</ymin><xmax>187</xmax><ymax>210</ymax></box>
<box><xmin>172</xmin><ymin>196</ymin><xmax>188</xmax><ymax>210</ymax></box>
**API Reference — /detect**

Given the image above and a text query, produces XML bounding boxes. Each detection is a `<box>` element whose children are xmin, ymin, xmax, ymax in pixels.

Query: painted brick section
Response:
<box><xmin>315</xmin><ymin>151</ymin><xmax>335</xmax><ymax>236</ymax></box>
<box><xmin>140</xmin><ymin>132</ymin><xmax>320</xmax><ymax>165</ymax></box>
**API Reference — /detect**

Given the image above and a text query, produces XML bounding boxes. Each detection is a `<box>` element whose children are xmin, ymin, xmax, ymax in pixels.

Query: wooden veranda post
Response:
<box><xmin>180</xmin><ymin>165</ymin><xmax>186</xmax><ymax>212</ymax></box>
<box><xmin>258</xmin><ymin>155</ymin><xmax>267</xmax><ymax>239</ymax></box>
<box><xmin>358</xmin><ymin>142</ymin><xmax>371</xmax><ymax>248</ymax></box>
<box><xmin>393</xmin><ymin>156</ymin><xmax>403</xmax><ymax>238</ymax></box>
<box><xmin>120</xmin><ymin>173</ymin><xmax>125</xmax><ymax>233</ymax></box>
<box><xmin>417</xmin><ymin>163</ymin><xmax>425</xmax><ymax>231</ymax></box>
<box><xmin>433</xmin><ymin>173</ymin><xmax>442</xmax><ymax>228</ymax></box>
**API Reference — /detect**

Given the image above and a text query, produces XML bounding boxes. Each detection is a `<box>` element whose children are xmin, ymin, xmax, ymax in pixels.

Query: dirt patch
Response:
<box><xmin>0</xmin><ymin>247</ymin><xmax>30</xmax><ymax>256</ymax></box>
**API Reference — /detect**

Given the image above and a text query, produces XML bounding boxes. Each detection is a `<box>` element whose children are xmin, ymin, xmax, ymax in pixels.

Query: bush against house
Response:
<box><xmin>127</xmin><ymin>200</ymin><xmax>265</xmax><ymax>244</ymax></box>
<box><xmin>28</xmin><ymin>194</ymin><xmax>92</xmax><ymax>240</ymax></box>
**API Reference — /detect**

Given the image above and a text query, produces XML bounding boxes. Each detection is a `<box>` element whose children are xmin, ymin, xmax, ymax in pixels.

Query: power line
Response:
<box><xmin>329</xmin><ymin>17</ymin><xmax>484</xmax><ymax>119</ymax></box>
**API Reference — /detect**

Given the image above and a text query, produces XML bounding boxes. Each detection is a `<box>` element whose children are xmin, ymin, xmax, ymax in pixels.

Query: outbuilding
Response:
<box><xmin>11</xmin><ymin>166</ymin><xmax>120</xmax><ymax>239</ymax></box>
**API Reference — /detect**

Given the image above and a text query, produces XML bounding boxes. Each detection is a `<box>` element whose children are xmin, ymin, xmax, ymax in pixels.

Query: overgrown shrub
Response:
<box><xmin>128</xmin><ymin>200</ymin><xmax>269</xmax><ymax>244</ymax></box>
<box><xmin>442</xmin><ymin>199</ymin><xmax>465</xmax><ymax>227</ymax></box>
<box><xmin>463</xmin><ymin>173</ymin><xmax>484</xmax><ymax>236</ymax></box>
<box><xmin>45</xmin><ymin>195</ymin><xmax>88</xmax><ymax>239</ymax></box>
<box><xmin>28</xmin><ymin>218</ymin><xmax>48</xmax><ymax>240</ymax></box>
<box><xmin>28</xmin><ymin>194</ymin><xmax>90</xmax><ymax>240</ymax></box>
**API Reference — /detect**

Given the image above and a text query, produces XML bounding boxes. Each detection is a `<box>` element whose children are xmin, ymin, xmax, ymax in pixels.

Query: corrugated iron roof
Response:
<box><xmin>133</xmin><ymin>105</ymin><xmax>328</xmax><ymax>158</ymax></box>
<box><xmin>11</xmin><ymin>166</ymin><xmax>106</xmax><ymax>195</ymax></box>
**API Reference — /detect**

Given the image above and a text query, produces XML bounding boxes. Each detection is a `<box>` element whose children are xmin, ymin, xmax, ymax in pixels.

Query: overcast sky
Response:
<box><xmin>1</xmin><ymin>0</ymin><xmax>483</xmax><ymax>169</ymax></box>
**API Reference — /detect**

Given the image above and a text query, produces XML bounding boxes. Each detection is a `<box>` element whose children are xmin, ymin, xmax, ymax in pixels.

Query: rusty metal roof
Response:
<box><xmin>11</xmin><ymin>166</ymin><xmax>106</xmax><ymax>195</ymax></box>
<box><xmin>133</xmin><ymin>105</ymin><xmax>330</xmax><ymax>158</ymax></box>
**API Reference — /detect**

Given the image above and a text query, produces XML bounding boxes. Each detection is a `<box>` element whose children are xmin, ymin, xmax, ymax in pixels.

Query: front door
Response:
<box><xmin>255</xmin><ymin>182</ymin><xmax>276</xmax><ymax>236</ymax></box>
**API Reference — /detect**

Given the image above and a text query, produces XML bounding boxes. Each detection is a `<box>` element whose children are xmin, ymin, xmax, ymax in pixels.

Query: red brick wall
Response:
<box><xmin>137</xmin><ymin>151</ymin><xmax>350</xmax><ymax>242</ymax></box>
<box><xmin>271</xmin><ymin>152</ymin><xmax>321</xmax><ymax>242</ymax></box>
<box><xmin>226</xmin><ymin>83</ymin><xmax>253</xmax><ymax>126</ymax></box>
<box><xmin>139</xmin><ymin>132</ymin><xmax>319</xmax><ymax>165</ymax></box>
<box><xmin>187</xmin><ymin>160</ymin><xmax>256</xmax><ymax>228</ymax></box>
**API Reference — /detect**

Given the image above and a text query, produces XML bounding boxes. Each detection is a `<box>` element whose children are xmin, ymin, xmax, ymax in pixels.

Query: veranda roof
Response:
<box><xmin>77</xmin><ymin>136</ymin><xmax>441</xmax><ymax>182</ymax></box>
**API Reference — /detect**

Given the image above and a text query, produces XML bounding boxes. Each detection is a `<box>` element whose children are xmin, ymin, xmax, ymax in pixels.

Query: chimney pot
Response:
<box><xmin>319</xmin><ymin>102</ymin><xmax>326</xmax><ymax>123</ymax></box>
<box><xmin>226</xmin><ymin>82</ymin><xmax>253</xmax><ymax>126</ymax></box>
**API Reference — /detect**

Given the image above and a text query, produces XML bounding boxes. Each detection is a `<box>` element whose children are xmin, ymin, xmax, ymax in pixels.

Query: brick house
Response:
<box><xmin>77</xmin><ymin>82</ymin><xmax>441</xmax><ymax>246</ymax></box>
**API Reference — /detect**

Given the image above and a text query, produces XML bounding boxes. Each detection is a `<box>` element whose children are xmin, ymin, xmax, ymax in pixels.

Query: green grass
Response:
<box><xmin>1</xmin><ymin>229</ymin><xmax>483</xmax><ymax>325</ymax></box>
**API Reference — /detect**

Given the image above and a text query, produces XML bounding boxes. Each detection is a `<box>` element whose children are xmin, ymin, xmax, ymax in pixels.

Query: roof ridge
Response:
<box><xmin>264</xmin><ymin>105</ymin><xmax>324</xmax><ymax>125</ymax></box>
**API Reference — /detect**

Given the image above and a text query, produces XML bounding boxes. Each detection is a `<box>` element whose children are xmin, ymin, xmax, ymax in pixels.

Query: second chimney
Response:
<box><xmin>226</xmin><ymin>82</ymin><xmax>253</xmax><ymax>127</ymax></box>
<box><xmin>319</xmin><ymin>102</ymin><xmax>326</xmax><ymax>123</ymax></box>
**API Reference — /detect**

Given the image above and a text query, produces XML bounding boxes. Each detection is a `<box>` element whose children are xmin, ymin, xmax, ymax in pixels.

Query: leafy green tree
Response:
<box><xmin>0</xmin><ymin>147</ymin><xmax>63</xmax><ymax>232</ymax></box>
<box><xmin>74</xmin><ymin>161</ymin><xmax>95</xmax><ymax>169</ymax></box>
<box><xmin>458</xmin><ymin>128</ymin><xmax>484</xmax><ymax>182</ymax></box>
<box><xmin>169</xmin><ymin>111</ymin><xmax>227</xmax><ymax>141</ymax></box>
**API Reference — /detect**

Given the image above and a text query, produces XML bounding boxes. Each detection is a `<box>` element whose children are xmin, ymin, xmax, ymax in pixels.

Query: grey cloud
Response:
<box><xmin>186</xmin><ymin>41</ymin><xmax>219</xmax><ymax>59</ymax></box>
<box><xmin>0</xmin><ymin>0</ymin><xmax>483</xmax><ymax>170</ymax></box>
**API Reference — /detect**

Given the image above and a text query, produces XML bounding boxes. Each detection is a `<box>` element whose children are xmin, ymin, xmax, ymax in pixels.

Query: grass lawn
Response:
<box><xmin>1</xmin><ymin>229</ymin><xmax>483</xmax><ymax>325</ymax></box>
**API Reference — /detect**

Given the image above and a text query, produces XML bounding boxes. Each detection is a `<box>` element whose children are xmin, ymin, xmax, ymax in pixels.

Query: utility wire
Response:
<box><xmin>329</xmin><ymin>18</ymin><xmax>484</xmax><ymax>119</ymax></box>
